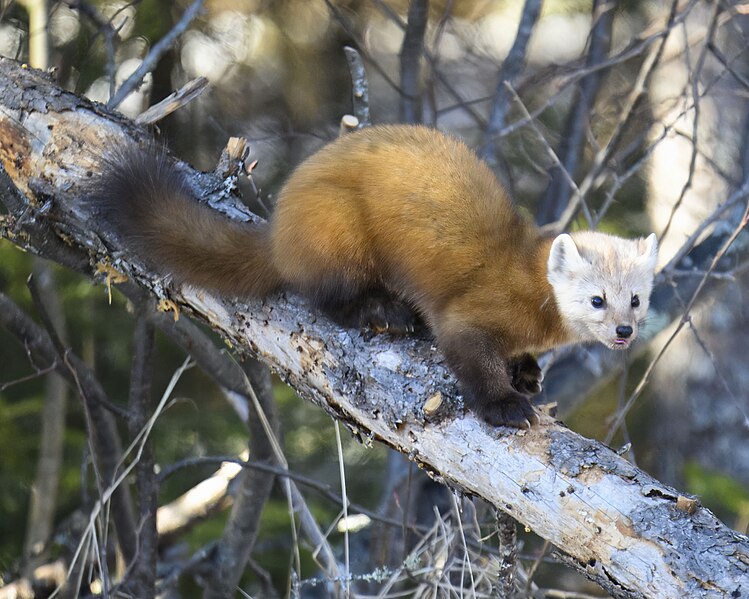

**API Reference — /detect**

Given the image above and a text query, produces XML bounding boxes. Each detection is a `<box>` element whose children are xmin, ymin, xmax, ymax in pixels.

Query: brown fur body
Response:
<box><xmin>98</xmin><ymin>126</ymin><xmax>581</xmax><ymax>427</ymax></box>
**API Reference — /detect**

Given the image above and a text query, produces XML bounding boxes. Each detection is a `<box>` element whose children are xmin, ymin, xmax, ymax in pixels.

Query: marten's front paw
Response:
<box><xmin>508</xmin><ymin>354</ymin><xmax>543</xmax><ymax>395</ymax></box>
<box><xmin>474</xmin><ymin>393</ymin><xmax>539</xmax><ymax>429</ymax></box>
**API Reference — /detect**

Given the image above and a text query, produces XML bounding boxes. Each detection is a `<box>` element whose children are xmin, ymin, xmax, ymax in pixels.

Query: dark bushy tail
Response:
<box><xmin>93</xmin><ymin>144</ymin><xmax>281</xmax><ymax>297</ymax></box>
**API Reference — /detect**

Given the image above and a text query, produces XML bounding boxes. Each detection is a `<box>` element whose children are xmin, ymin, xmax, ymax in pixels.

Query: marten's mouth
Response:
<box><xmin>611</xmin><ymin>338</ymin><xmax>631</xmax><ymax>348</ymax></box>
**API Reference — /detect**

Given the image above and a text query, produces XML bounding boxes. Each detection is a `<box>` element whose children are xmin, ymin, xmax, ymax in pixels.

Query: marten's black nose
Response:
<box><xmin>616</xmin><ymin>325</ymin><xmax>633</xmax><ymax>338</ymax></box>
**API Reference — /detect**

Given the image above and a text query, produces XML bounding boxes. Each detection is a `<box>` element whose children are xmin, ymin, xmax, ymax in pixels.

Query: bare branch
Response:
<box><xmin>504</xmin><ymin>82</ymin><xmax>593</xmax><ymax>226</ymax></box>
<box><xmin>368</xmin><ymin>0</ymin><xmax>487</xmax><ymax>127</ymax></box>
<box><xmin>122</xmin><ymin>311</ymin><xmax>158</xmax><ymax>598</ymax></box>
<box><xmin>657</xmin><ymin>0</ymin><xmax>722</xmax><ymax>243</ymax></box>
<box><xmin>399</xmin><ymin>0</ymin><xmax>429</xmax><ymax>123</ymax></box>
<box><xmin>537</xmin><ymin>0</ymin><xmax>615</xmax><ymax>224</ymax></box>
<box><xmin>107</xmin><ymin>0</ymin><xmax>205</xmax><ymax>110</ymax></box>
<box><xmin>344</xmin><ymin>46</ymin><xmax>371</xmax><ymax>127</ymax></box>
<box><xmin>204</xmin><ymin>360</ymin><xmax>278</xmax><ymax>598</ymax></box>
<box><xmin>480</xmin><ymin>0</ymin><xmax>542</xmax><ymax>163</ymax></box>
<box><xmin>552</xmin><ymin>0</ymin><xmax>682</xmax><ymax>232</ymax></box>
<box><xmin>496</xmin><ymin>0</ymin><xmax>699</xmax><ymax>143</ymax></box>
<box><xmin>135</xmin><ymin>76</ymin><xmax>210</xmax><ymax>125</ymax></box>
<box><xmin>494</xmin><ymin>511</ymin><xmax>518</xmax><ymax>598</ymax></box>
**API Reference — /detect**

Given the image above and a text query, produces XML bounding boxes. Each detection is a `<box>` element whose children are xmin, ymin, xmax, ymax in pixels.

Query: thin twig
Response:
<box><xmin>3</xmin><ymin>286</ymin><xmax>136</xmax><ymax>573</ymax></box>
<box><xmin>0</xmin><ymin>292</ymin><xmax>140</xmax><ymax>596</ymax></box>
<box><xmin>230</xmin><ymin>356</ymin><xmax>351</xmax><ymax>595</ymax></box>
<box><xmin>451</xmin><ymin>494</ymin><xmax>476</xmax><ymax>595</ymax></box>
<box><xmin>107</xmin><ymin>0</ymin><xmax>205</xmax><ymax>110</ymax></box>
<box><xmin>23</xmin><ymin>260</ymin><xmax>69</xmax><ymax>577</ymax></box>
<box><xmin>59</xmin><ymin>358</ymin><xmax>192</xmax><ymax>597</ymax></box>
<box><xmin>204</xmin><ymin>360</ymin><xmax>278</xmax><ymax>598</ymax></box>
<box><xmin>660</xmin><ymin>179</ymin><xmax>749</xmax><ymax>276</ymax></box>
<box><xmin>497</xmin><ymin>0</ymin><xmax>699</xmax><ymax>143</ymax></box>
<box><xmin>504</xmin><ymin>82</ymin><xmax>594</xmax><ymax>226</ymax></box>
<box><xmin>708</xmin><ymin>41</ymin><xmax>749</xmax><ymax>92</ymax></box>
<box><xmin>554</xmin><ymin>0</ymin><xmax>682</xmax><ymax>232</ymax></box>
<box><xmin>0</xmin><ymin>364</ymin><xmax>57</xmax><ymax>391</ymax></box>
<box><xmin>334</xmin><ymin>421</ymin><xmax>352</xmax><ymax>597</ymax></box>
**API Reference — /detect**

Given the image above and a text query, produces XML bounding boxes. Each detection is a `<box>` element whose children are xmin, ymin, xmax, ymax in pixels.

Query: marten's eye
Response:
<box><xmin>631</xmin><ymin>295</ymin><xmax>640</xmax><ymax>308</ymax></box>
<box><xmin>591</xmin><ymin>296</ymin><xmax>605</xmax><ymax>309</ymax></box>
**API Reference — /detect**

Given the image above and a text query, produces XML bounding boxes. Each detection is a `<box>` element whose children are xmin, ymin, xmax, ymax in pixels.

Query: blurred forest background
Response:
<box><xmin>2</xmin><ymin>0</ymin><xmax>749</xmax><ymax>597</ymax></box>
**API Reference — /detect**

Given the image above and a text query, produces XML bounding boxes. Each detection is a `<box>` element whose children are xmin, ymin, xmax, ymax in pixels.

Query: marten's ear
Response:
<box><xmin>548</xmin><ymin>234</ymin><xmax>585</xmax><ymax>278</ymax></box>
<box><xmin>638</xmin><ymin>233</ymin><xmax>658</xmax><ymax>272</ymax></box>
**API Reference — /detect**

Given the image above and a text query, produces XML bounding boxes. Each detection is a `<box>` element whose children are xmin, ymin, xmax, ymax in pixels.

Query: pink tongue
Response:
<box><xmin>614</xmin><ymin>338</ymin><xmax>628</xmax><ymax>344</ymax></box>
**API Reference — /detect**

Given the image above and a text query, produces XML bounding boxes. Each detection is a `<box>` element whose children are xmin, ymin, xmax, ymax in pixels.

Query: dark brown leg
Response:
<box><xmin>357</xmin><ymin>291</ymin><xmax>422</xmax><ymax>336</ymax></box>
<box><xmin>314</xmin><ymin>285</ymin><xmax>421</xmax><ymax>336</ymax></box>
<box><xmin>438</xmin><ymin>327</ymin><xmax>539</xmax><ymax>429</ymax></box>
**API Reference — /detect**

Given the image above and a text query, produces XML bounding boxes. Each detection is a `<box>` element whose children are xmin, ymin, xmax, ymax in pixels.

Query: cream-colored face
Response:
<box><xmin>546</xmin><ymin>232</ymin><xmax>658</xmax><ymax>349</ymax></box>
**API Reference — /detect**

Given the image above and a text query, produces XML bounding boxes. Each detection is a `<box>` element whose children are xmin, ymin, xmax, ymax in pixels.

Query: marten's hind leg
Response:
<box><xmin>312</xmin><ymin>283</ymin><xmax>421</xmax><ymax>336</ymax></box>
<box><xmin>271</xmin><ymin>195</ymin><xmax>420</xmax><ymax>335</ymax></box>
<box><xmin>357</xmin><ymin>290</ymin><xmax>422</xmax><ymax>336</ymax></box>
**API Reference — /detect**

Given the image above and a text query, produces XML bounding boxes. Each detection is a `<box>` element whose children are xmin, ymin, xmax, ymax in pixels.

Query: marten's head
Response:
<box><xmin>546</xmin><ymin>231</ymin><xmax>658</xmax><ymax>350</ymax></box>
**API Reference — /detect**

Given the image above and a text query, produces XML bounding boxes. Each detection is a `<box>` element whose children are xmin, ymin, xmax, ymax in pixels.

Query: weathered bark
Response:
<box><xmin>1</xmin><ymin>58</ymin><xmax>748</xmax><ymax>598</ymax></box>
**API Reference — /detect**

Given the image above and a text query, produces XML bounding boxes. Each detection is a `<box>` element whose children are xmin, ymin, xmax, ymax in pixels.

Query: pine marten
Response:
<box><xmin>95</xmin><ymin>125</ymin><xmax>658</xmax><ymax>429</ymax></box>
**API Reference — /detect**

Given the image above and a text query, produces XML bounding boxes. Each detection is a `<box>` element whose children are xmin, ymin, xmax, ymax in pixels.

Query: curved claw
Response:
<box><xmin>478</xmin><ymin>393</ymin><xmax>539</xmax><ymax>429</ymax></box>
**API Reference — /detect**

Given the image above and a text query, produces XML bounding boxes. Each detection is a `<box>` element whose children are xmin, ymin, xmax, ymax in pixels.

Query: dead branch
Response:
<box><xmin>538</xmin><ymin>0</ymin><xmax>615</xmax><ymax>224</ymax></box>
<box><xmin>1</xmin><ymin>58</ymin><xmax>749</xmax><ymax>598</ymax></box>
<box><xmin>203</xmin><ymin>361</ymin><xmax>279</xmax><ymax>598</ymax></box>
<box><xmin>344</xmin><ymin>47</ymin><xmax>370</xmax><ymax>127</ymax></box>
<box><xmin>106</xmin><ymin>0</ymin><xmax>205</xmax><ymax>110</ymax></box>
<box><xmin>135</xmin><ymin>76</ymin><xmax>210</xmax><ymax>125</ymax></box>
<box><xmin>480</xmin><ymin>0</ymin><xmax>542</xmax><ymax>161</ymax></box>
<box><xmin>122</xmin><ymin>311</ymin><xmax>158</xmax><ymax>597</ymax></box>
<box><xmin>399</xmin><ymin>0</ymin><xmax>429</xmax><ymax>124</ymax></box>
